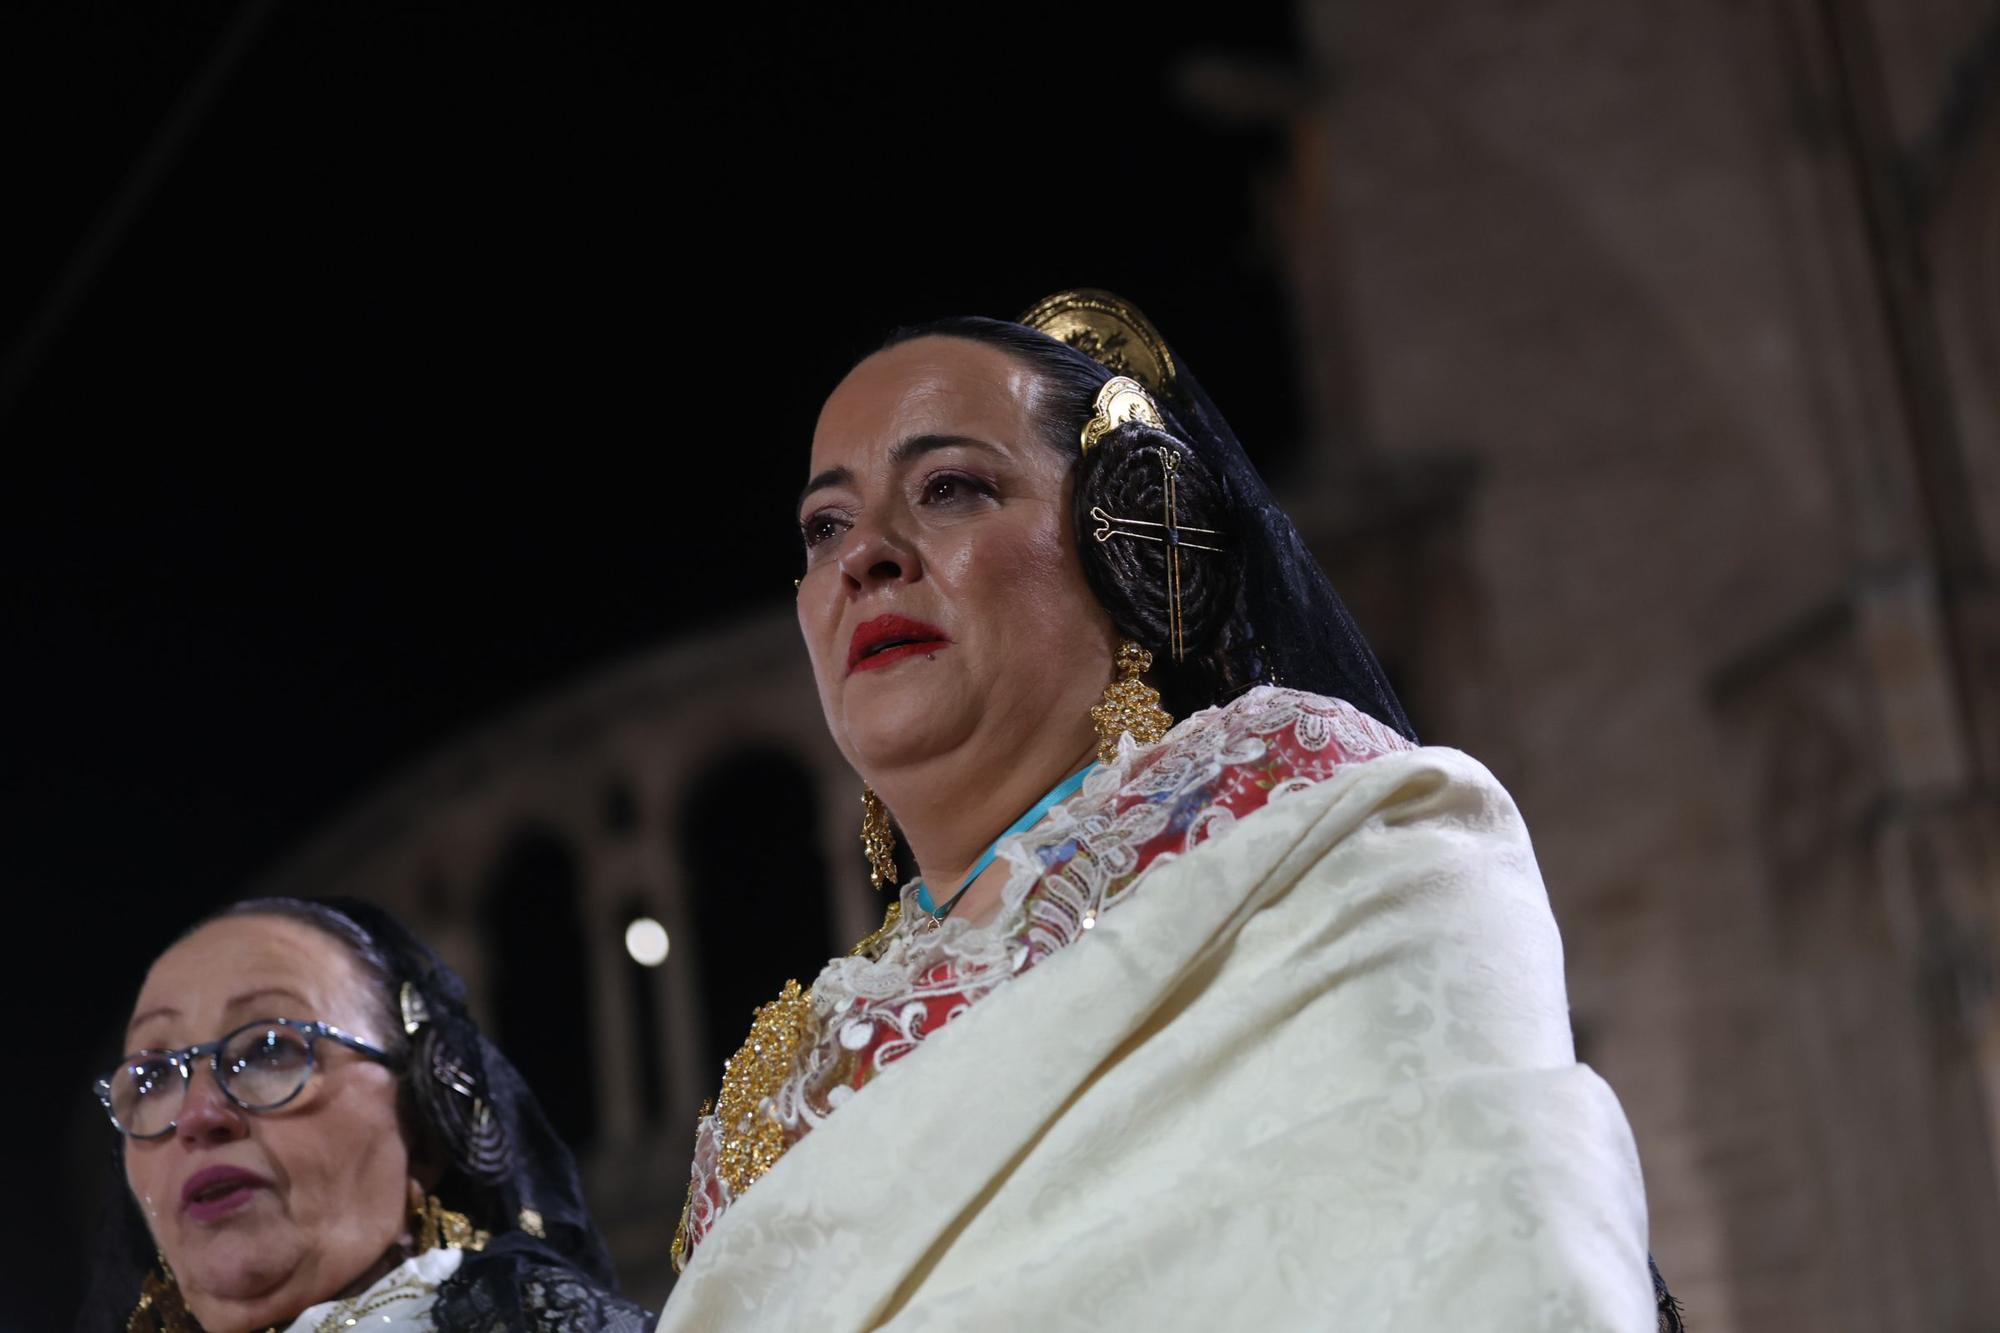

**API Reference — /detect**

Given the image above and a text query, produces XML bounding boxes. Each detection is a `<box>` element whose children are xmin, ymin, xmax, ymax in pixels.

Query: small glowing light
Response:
<box><xmin>624</xmin><ymin>917</ymin><xmax>670</xmax><ymax>966</ymax></box>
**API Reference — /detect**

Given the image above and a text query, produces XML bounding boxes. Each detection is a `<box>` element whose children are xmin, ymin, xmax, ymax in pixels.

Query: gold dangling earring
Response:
<box><xmin>861</xmin><ymin>786</ymin><xmax>899</xmax><ymax>892</ymax></box>
<box><xmin>128</xmin><ymin>1252</ymin><xmax>194</xmax><ymax>1333</ymax></box>
<box><xmin>1091</xmin><ymin>641</ymin><xmax>1174</xmax><ymax>764</ymax></box>
<box><xmin>850</xmin><ymin>787</ymin><xmax>904</xmax><ymax>957</ymax></box>
<box><xmin>409</xmin><ymin>1179</ymin><xmax>489</xmax><ymax>1255</ymax></box>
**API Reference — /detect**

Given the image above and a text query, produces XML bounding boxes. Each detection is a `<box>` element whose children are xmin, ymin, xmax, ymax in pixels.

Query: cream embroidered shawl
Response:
<box><xmin>662</xmin><ymin>721</ymin><xmax>1654</xmax><ymax>1330</ymax></box>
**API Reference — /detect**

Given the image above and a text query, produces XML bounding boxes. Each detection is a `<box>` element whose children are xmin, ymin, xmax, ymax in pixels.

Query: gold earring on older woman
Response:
<box><xmin>407</xmin><ymin>1178</ymin><xmax>489</xmax><ymax>1254</ymax></box>
<box><xmin>128</xmin><ymin>1253</ymin><xmax>194</xmax><ymax>1333</ymax></box>
<box><xmin>1092</xmin><ymin>641</ymin><xmax>1173</xmax><ymax>763</ymax></box>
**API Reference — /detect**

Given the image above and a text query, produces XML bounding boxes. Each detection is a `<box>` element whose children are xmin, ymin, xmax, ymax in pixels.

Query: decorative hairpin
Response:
<box><xmin>1080</xmin><ymin>375</ymin><xmax>1165</xmax><ymax>452</ymax></box>
<box><xmin>1030</xmin><ymin>293</ymin><xmax>1224</xmax><ymax>664</ymax></box>
<box><xmin>1090</xmin><ymin>446</ymin><xmax>1225</xmax><ymax>663</ymax></box>
<box><xmin>400</xmin><ymin>981</ymin><xmax>432</xmax><ymax>1036</ymax></box>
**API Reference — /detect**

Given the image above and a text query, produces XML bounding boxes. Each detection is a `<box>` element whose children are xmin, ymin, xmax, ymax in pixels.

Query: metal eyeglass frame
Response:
<box><xmin>95</xmin><ymin>1017</ymin><xmax>399</xmax><ymax>1140</ymax></box>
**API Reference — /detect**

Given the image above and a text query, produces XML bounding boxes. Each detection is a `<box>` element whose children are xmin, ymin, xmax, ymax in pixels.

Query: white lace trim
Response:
<box><xmin>808</xmin><ymin>686</ymin><xmax>1407</xmax><ymax>1019</ymax></box>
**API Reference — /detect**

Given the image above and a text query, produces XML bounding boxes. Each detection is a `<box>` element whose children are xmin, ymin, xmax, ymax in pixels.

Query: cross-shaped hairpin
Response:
<box><xmin>1089</xmin><ymin>448</ymin><xmax>1225</xmax><ymax>662</ymax></box>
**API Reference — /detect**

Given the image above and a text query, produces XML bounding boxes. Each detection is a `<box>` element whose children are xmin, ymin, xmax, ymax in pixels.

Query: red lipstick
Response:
<box><xmin>848</xmin><ymin>614</ymin><xmax>950</xmax><ymax>674</ymax></box>
<box><xmin>181</xmin><ymin>1165</ymin><xmax>267</xmax><ymax>1222</ymax></box>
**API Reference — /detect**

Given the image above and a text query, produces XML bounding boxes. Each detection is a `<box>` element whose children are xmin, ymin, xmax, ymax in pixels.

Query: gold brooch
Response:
<box><xmin>672</xmin><ymin>977</ymin><xmax>814</xmax><ymax>1272</ymax></box>
<box><xmin>717</xmin><ymin>981</ymin><xmax>811</xmax><ymax>1195</ymax></box>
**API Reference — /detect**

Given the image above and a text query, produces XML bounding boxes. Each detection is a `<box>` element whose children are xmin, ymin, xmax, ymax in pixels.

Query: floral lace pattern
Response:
<box><xmin>432</xmin><ymin>1254</ymin><xmax>654</xmax><ymax>1332</ymax></box>
<box><xmin>675</xmin><ymin>687</ymin><xmax>1411</xmax><ymax>1266</ymax></box>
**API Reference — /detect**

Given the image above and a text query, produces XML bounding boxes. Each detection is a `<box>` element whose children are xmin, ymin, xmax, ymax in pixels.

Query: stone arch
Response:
<box><xmin>616</xmin><ymin>887</ymin><xmax>669</xmax><ymax>1126</ymax></box>
<box><xmin>485</xmin><ymin>823</ymin><xmax>598</xmax><ymax>1150</ymax></box>
<box><xmin>676</xmin><ymin>747</ymin><xmax>832</xmax><ymax>1081</ymax></box>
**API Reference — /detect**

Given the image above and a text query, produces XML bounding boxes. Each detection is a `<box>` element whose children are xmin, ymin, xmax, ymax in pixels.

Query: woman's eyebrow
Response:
<box><xmin>124</xmin><ymin>986</ymin><xmax>316</xmax><ymax>1042</ymax></box>
<box><xmin>125</xmin><ymin>1004</ymin><xmax>178</xmax><ymax>1038</ymax></box>
<box><xmin>220</xmin><ymin>985</ymin><xmax>315</xmax><ymax>1017</ymax></box>
<box><xmin>797</xmin><ymin>435</ymin><xmax>1005</xmax><ymax>512</ymax></box>
<box><xmin>798</xmin><ymin>465</ymin><xmax>854</xmax><ymax>512</ymax></box>
<box><xmin>889</xmin><ymin>433</ymin><xmax>1004</xmax><ymax>469</ymax></box>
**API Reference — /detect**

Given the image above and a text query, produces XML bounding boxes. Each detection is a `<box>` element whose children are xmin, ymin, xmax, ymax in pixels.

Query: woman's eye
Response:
<box><xmin>800</xmin><ymin>513</ymin><xmax>848</xmax><ymax>548</ymax></box>
<box><xmin>921</xmin><ymin>473</ymin><xmax>992</xmax><ymax>505</ymax></box>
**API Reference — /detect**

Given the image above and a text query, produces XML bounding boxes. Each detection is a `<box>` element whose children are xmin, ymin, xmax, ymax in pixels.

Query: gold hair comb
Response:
<box><xmin>1080</xmin><ymin>375</ymin><xmax>1165</xmax><ymax>452</ymax></box>
<box><xmin>1020</xmin><ymin>288</ymin><xmax>1178</xmax><ymax>396</ymax></box>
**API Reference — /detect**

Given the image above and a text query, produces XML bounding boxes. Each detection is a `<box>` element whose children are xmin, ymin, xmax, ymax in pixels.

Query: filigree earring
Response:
<box><xmin>860</xmin><ymin>787</ymin><xmax>898</xmax><ymax>891</ymax></box>
<box><xmin>849</xmin><ymin>787</ymin><xmax>905</xmax><ymax>957</ymax></box>
<box><xmin>408</xmin><ymin>1179</ymin><xmax>489</xmax><ymax>1254</ymax></box>
<box><xmin>1091</xmin><ymin>641</ymin><xmax>1174</xmax><ymax>763</ymax></box>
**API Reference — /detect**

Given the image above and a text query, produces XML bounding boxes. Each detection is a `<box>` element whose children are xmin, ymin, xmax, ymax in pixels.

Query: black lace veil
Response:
<box><xmin>1161</xmin><ymin>349</ymin><xmax>1416</xmax><ymax>740</ymax></box>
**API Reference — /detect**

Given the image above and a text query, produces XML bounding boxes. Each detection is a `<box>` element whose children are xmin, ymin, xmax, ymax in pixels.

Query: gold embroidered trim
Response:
<box><xmin>714</xmin><ymin>979</ymin><xmax>812</xmax><ymax>1195</ymax></box>
<box><xmin>670</xmin><ymin>1099</ymin><xmax>712</xmax><ymax>1272</ymax></box>
<box><xmin>673</xmin><ymin>977</ymin><xmax>815</xmax><ymax>1270</ymax></box>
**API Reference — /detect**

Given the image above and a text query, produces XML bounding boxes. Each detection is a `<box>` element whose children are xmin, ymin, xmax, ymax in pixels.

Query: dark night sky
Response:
<box><xmin>3</xmin><ymin>2</ymin><xmax>1301</xmax><ymax>1322</ymax></box>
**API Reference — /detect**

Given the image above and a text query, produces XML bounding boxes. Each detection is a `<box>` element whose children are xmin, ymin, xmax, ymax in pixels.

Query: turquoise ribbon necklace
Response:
<box><xmin>914</xmin><ymin>761</ymin><xmax>1098</xmax><ymax>922</ymax></box>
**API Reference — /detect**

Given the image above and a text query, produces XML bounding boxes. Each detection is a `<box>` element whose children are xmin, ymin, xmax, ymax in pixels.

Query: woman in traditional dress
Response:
<box><xmin>665</xmin><ymin>291</ymin><xmax>1674</xmax><ymax>1330</ymax></box>
<box><xmin>78</xmin><ymin>897</ymin><xmax>652</xmax><ymax>1332</ymax></box>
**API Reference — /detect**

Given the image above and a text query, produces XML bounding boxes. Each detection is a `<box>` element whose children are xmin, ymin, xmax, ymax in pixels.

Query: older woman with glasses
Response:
<box><xmin>78</xmin><ymin>897</ymin><xmax>652</xmax><ymax>1333</ymax></box>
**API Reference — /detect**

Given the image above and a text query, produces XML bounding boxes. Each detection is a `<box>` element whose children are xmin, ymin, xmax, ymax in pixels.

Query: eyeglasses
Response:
<box><xmin>96</xmin><ymin>1018</ymin><xmax>397</xmax><ymax>1140</ymax></box>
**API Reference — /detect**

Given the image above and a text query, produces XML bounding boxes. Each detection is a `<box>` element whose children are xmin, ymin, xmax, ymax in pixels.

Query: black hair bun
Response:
<box><xmin>410</xmin><ymin>1008</ymin><xmax>514</xmax><ymax>1184</ymax></box>
<box><xmin>1072</xmin><ymin>421</ymin><xmax>1244</xmax><ymax>704</ymax></box>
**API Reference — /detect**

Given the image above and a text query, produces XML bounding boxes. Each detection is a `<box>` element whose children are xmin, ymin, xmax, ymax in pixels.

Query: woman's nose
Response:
<box><xmin>175</xmin><ymin>1064</ymin><xmax>250</xmax><ymax>1145</ymax></box>
<box><xmin>835</xmin><ymin>518</ymin><xmax>919</xmax><ymax>591</ymax></box>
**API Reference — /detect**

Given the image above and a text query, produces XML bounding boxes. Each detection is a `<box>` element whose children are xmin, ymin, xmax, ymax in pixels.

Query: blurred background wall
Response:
<box><xmin>6</xmin><ymin>0</ymin><xmax>1996</xmax><ymax>1326</ymax></box>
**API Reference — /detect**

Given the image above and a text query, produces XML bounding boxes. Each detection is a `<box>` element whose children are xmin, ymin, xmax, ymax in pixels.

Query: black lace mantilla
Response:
<box><xmin>434</xmin><ymin>1237</ymin><xmax>654</xmax><ymax>1332</ymax></box>
<box><xmin>1651</xmin><ymin>1254</ymin><xmax>1686</xmax><ymax>1332</ymax></box>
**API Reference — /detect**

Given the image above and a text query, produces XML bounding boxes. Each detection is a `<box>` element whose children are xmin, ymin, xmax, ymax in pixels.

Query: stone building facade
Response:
<box><xmin>255</xmin><ymin>0</ymin><xmax>1998</xmax><ymax>1323</ymax></box>
<box><xmin>1215</xmin><ymin>1</ymin><xmax>2000</xmax><ymax>1327</ymax></box>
